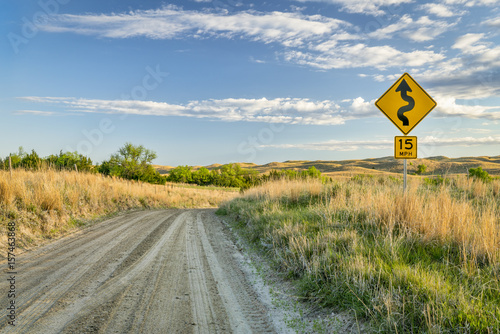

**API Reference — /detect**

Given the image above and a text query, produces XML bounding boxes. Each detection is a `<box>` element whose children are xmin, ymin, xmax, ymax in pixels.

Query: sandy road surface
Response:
<box><xmin>1</xmin><ymin>209</ymin><xmax>275</xmax><ymax>333</ymax></box>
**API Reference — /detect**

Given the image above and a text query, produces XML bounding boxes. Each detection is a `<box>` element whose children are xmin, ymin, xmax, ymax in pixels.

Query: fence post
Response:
<box><xmin>9</xmin><ymin>155</ymin><xmax>12</xmax><ymax>178</ymax></box>
<box><xmin>74</xmin><ymin>164</ymin><xmax>78</xmax><ymax>173</ymax></box>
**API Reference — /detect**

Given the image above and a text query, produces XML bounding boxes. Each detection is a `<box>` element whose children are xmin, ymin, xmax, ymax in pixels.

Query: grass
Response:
<box><xmin>218</xmin><ymin>176</ymin><xmax>500</xmax><ymax>333</ymax></box>
<box><xmin>0</xmin><ymin>169</ymin><xmax>238</xmax><ymax>253</ymax></box>
<box><xmin>163</xmin><ymin>181</ymin><xmax>240</xmax><ymax>192</ymax></box>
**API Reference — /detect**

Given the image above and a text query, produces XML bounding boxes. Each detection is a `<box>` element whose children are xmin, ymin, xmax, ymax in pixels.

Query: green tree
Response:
<box><xmin>46</xmin><ymin>151</ymin><xmax>93</xmax><ymax>171</ymax></box>
<box><xmin>21</xmin><ymin>149</ymin><xmax>42</xmax><ymax>169</ymax></box>
<box><xmin>100</xmin><ymin>143</ymin><xmax>164</xmax><ymax>184</ymax></box>
<box><xmin>192</xmin><ymin>167</ymin><xmax>213</xmax><ymax>186</ymax></box>
<box><xmin>6</xmin><ymin>147</ymin><xmax>26</xmax><ymax>169</ymax></box>
<box><xmin>166</xmin><ymin>166</ymin><xmax>193</xmax><ymax>183</ymax></box>
<box><xmin>416</xmin><ymin>164</ymin><xmax>427</xmax><ymax>175</ymax></box>
<box><xmin>303</xmin><ymin>166</ymin><xmax>321</xmax><ymax>178</ymax></box>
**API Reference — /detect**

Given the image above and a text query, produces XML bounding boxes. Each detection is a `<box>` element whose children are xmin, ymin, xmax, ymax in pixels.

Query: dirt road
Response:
<box><xmin>1</xmin><ymin>209</ymin><xmax>276</xmax><ymax>333</ymax></box>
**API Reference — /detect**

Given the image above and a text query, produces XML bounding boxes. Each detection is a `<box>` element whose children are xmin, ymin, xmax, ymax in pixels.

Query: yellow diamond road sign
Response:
<box><xmin>375</xmin><ymin>73</ymin><xmax>437</xmax><ymax>135</ymax></box>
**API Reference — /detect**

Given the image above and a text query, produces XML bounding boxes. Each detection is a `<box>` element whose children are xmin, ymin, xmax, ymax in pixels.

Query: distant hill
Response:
<box><xmin>155</xmin><ymin>155</ymin><xmax>500</xmax><ymax>177</ymax></box>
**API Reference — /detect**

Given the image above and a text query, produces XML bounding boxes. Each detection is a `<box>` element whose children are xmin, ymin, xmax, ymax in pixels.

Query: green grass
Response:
<box><xmin>217</xmin><ymin>177</ymin><xmax>500</xmax><ymax>333</ymax></box>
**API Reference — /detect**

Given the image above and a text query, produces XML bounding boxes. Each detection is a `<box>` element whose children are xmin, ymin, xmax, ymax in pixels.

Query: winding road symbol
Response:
<box><xmin>395</xmin><ymin>79</ymin><xmax>414</xmax><ymax>126</ymax></box>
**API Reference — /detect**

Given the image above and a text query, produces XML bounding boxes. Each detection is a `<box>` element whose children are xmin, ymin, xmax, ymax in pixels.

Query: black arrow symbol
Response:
<box><xmin>395</xmin><ymin>79</ymin><xmax>414</xmax><ymax>126</ymax></box>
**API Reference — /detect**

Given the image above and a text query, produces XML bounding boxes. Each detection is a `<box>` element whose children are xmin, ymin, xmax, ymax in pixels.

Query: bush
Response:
<box><xmin>21</xmin><ymin>150</ymin><xmax>42</xmax><ymax>169</ymax></box>
<box><xmin>469</xmin><ymin>167</ymin><xmax>492</xmax><ymax>183</ymax></box>
<box><xmin>46</xmin><ymin>151</ymin><xmax>93</xmax><ymax>172</ymax></box>
<box><xmin>424</xmin><ymin>175</ymin><xmax>451</xmax><ymax>186</ymax></box>
<box><xmin>416</xmin><ymin>164</ymin><xmax>427</xmax><ymax>175</ymax></box>
<box><xmin>351</xmin><ymin>174</ymin><xmax>373</xmax><ymax>183</ymax></box>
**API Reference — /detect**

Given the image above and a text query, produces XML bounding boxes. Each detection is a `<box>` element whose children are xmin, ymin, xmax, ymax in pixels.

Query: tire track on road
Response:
<box><xmin>26</xmin><ymin>211</ymin><xmax>186</xmax><ymax>333</ymax></box>
<box><xmin>1</xmin><ymin>211</ymin><xmax>162</xmax><ymax>334</ymax></box>
<box><xmin>196</xmin><ymin>211</ymin><xmax>275</xmax><ymax>333</ymax></box>
<box><xmin>1</xmin><ymin>209</ymin><xmax>277</xmax><ymax>334</ymax></box>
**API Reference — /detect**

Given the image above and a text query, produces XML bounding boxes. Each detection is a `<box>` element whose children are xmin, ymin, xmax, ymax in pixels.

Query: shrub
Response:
<box><xmin>469</xmin><ymin>167</ymin><xmax>492</xmax><ymax>183</ymax></box>
<box><xmin>416</xmin><ymin>163</ymin><xmax>427</xmax><ymax>175</ymax></box>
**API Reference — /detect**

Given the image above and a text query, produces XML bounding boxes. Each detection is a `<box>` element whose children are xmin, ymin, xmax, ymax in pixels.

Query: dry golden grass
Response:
<box><xmin>220</xmin><ymin>176</ymin><xmax>500</xmax><ymax>332</ymax></box>
<box><xmin>0</xmin><ymin>169</ymin><xmax>238</xmax><ymax>252</ymax></box>
<box><xmin>243</xmin><ymin>177</ymin><xmax>500</xmax><ymax>266</ymax></box>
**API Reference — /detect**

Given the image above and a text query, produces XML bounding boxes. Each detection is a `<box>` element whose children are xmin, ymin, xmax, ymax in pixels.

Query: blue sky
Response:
<box><xmin>1</xmin><ymin>0</ymin><xmax>500</xmax><ymax>166</ymax></box>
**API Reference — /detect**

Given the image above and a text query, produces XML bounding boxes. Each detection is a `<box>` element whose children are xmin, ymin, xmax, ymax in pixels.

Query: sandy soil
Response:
<box><xmin>0</xmin><ymin>209</ymin><xmax>276</xmax><ymax>333</ymax></box>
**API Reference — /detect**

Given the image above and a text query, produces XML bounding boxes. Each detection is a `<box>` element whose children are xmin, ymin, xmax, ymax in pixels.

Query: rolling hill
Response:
<box><xmin>155</xmin><ymin>155</ymin><xmax>500</xmax><ymax>178</ymax></box>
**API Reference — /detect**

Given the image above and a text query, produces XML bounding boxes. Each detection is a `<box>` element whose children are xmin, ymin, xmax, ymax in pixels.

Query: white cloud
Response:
<box><xmin>19</xmin><ymin>92</ymin><xmax>500</xmax><ymax>124</ymax></box>
<box><xmin>295</xmin><ymin>0</ymin><xmax>413</xmax><ymax>15</ymax></box>
<box><xmin>433</xmin><ymin>95</ymin><xmax>500</xmax><ymax>119</ymax></box>
<box><xmin>420</xmin><ymin>3</ymin><xmax>464</xmax><ymax>17</ymax></box>
<box><xmin>296</xmin><ymin>0</ymin><xmax>499</xmax><ymax>15</ymax></box>
<box><xmin>368</xmin><ymin>33</ymin><xmax>500</xmax><ymax>100</ymax></box>
<box><xmin>450</xmin><ymin>127</ymin><xmax>493</xmax><ymax>134</ymax></box>
<box><xmin>442</xmin><ymin>0</ymin><xmax>500</xmax><ymax>6</ymax></box>
<box><xmin>14</xmin><ymin>110</ymin><xmax>57</xmax><ymax>116</ymax></box>
<box><xmin>260</xmin><ymin>135</ymin><xmax>500</xmax><ymax>151</ymax></box>
<box><xmin>43</xmin><ymin>6</ymin><xmax>349</xmax><ymax>48</ymax></box>
<box><xmin>41</xmin><ymin>6</ymin><xmax>447</xmax><ymax>70</ymax></box>
<box><xmin>452</xmin><ymin>33</ymin><xmax>486</xmax><ymax>53</ymax></box>
<box><xmin>19</xmin><ymin>96</ymin><xmax>373</xmax><ymax>125</ymax></box>
<box><xmin>484</xmin><ymin>16</ymin><xmax>500</xmax><ymax>27</ymax></box>
<box><xmin>349</xmin><ymin>97</ymin><xmax>376</xmax><ymax>115</ymax></box>
<box><xmin>420</xmin><ymin>135</ymin><xmax>500</xmax><ymax>146</ymax></box>
<box><xmin>367</xmin><ymin>14</ymin><xmax>457</xmax><ymax>42</ymax></box>
<box><xmin>249</xmin><ymin>56</ymin><xmax>266</xmax><ymax>63</ymax></box>
<box><xmin>286</xmin><ymin>44</ymin><xmax>444</xmax><ymax>70</ymax></box>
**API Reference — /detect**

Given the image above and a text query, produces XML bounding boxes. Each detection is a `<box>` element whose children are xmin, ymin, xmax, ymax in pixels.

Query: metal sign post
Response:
<box><xmin>403</xmin><ymin>159</ymin><xmax>407</xmax><ymax>192</ymax></box>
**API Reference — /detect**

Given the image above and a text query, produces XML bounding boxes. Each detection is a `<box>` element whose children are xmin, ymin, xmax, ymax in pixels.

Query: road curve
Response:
<box><xmin>1</xmin><ymin>209</ymin><xmax>275</xmax><ymax>333</ymax></box>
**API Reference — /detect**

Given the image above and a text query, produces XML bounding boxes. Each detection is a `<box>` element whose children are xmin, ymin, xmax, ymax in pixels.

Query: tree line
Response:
<box><xmin>166</xmin><ymin>164</ymin><xmax>329</xmax><ymax>189</ymax></box>
<box><xmin>1</xmin><ymin>147</ymin><xmax>93</xmax><ymax>172</ymax></box>
<box><xmin>1</xmin><ymin>143</ymin><xmax>329</xmax><ymax>189</ymax></box>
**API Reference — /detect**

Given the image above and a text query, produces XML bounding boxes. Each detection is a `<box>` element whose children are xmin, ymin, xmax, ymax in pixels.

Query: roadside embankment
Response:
<box><xmin>0</xmin><ymin>169</ymin><xmax>238</xmax><ymax>252</ymax></box>
<box><xmin>218</xmin><ymin>176</ymin><xmax>500</xmax><ymax>333</ymax></box>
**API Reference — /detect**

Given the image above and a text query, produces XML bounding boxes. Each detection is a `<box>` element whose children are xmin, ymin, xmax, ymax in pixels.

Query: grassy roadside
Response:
<box><xmin>217</xmin><ymin>176</ymin><xmax>500</xmax><ymax>333</ymax></box>
<box><xmin>0</xmin><ymin>169</ymin><xmax>238</xmax><ymax>253</ymax></box>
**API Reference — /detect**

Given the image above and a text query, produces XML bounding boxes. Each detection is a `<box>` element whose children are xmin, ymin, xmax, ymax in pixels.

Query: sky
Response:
<box><xmin>1</xmin><ymin>0</ymin><xmax>500</xmax><ymax>166</ymax></box>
